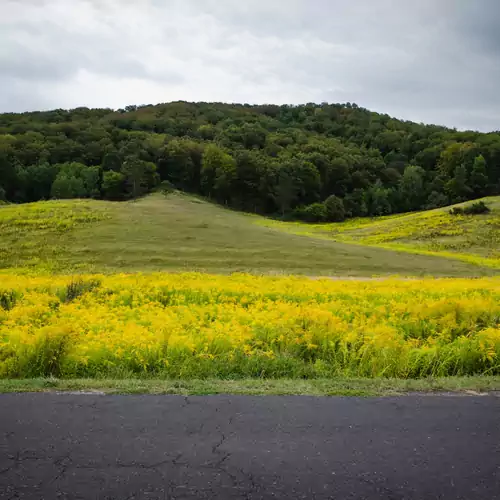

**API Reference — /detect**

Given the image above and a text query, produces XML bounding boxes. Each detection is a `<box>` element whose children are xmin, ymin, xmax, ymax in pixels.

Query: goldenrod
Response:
<box><xmin>0</xmin><ymin>274</ymin><xmax>499</xmax><ymax>379</ymax></box>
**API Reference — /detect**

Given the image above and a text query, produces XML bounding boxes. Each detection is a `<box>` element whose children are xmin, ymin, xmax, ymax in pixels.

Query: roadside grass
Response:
<box><xmin>257</xmin><ymin>197</ymin><xmax>500</xmax><ymax>270</ymax></box>
<box><xmin>1</xmin><ymin>377</ymin><xmax>499</xmax><ymax>397</ymax></box>
<box><xmin>0</xmin><ymin>192</ymin><xmax>495</xmax><ymax>277</ymax></box>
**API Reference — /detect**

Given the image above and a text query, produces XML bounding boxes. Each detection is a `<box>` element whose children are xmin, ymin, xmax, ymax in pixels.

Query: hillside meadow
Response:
<box><xmin>0</xmin><ymin>193</ymin><xmax>495</xmax><ymax>277</ymax></box>
<box><xmin>1</xmin><ymin>194</ymin><xmax>499</xmax><ymax>390</ymax></box>
<box><xmin>259</xmin><ymin>196</ymin><xmax>500</xmax><ymax>270</ymax></box>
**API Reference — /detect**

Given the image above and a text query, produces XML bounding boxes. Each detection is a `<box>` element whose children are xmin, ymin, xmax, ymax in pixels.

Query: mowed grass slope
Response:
<box><xmin>0</xmin><ymin>193</ymin><xmax>494</xmax><ymax>276</ymax></box>
<box><xmin>259</xmin><ymin>197</ymin><xmax>500</xmax><ymax>271</ymax></box>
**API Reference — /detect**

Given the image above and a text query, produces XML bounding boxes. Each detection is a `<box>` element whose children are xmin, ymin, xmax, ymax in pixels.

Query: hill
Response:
<box><xmin>259</xmin><ymin>197</ymin><xmax>500</xmax><ymax>269</ymax></box>
<box><xmin>0</xmin><ymin>193</ymin><xmax>495</xmax><ymax>277</ymax></box>
<box><xmin>0</xmin><ymin>101</ymin><xmax>499</xmax><ymax>223</ymax></box>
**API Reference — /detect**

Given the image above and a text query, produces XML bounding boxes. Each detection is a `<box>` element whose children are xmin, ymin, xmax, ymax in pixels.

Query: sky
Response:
<box><xmin>1</xmin><ymin>0</ymin><xmax>499</xmax><ymax>131</ymax></box>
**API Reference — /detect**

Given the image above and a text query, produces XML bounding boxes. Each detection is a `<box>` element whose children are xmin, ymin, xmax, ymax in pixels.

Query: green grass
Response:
<box><xmin>1</xmin><ymin>377</ymin><xmax>499</xmax><ymax>396</ymax></box>
<box><xmin>258</xmin><ymin>197</ymin><xmax>500</xmax><ymax>270</ymax></box>
<box><xmin>0</xmin><ymin>192</ymin><xmax>495</xmax><ymax>277</ymax></box>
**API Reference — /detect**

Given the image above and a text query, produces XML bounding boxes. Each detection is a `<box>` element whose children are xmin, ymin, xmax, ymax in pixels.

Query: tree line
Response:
<box><xmin>0</xmin><ymin>101</ymin><xmax>499</xmax><ymax>221</ymax></box>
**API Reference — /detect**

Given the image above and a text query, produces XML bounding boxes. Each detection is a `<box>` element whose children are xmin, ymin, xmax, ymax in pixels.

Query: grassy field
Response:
<box><xmin>0</xmin><ymin>192</ymin><xmax>495</xmax><ymax>277</ymax></box>
<box><xmin>258</xmin><ymin>197</ymin><xmax>500</xmax><ymax>270</ymax></box>
<box><xmin>1</xmin><ymin>194</ymin><xmax>499</xmax><ymax>394</ymax></box>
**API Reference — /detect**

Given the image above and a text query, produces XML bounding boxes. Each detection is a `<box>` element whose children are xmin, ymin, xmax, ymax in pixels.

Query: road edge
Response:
<box><xmin>1</xmin><ymin>377</ymin><xmax>500</xmax><ymax>396</ymax></box>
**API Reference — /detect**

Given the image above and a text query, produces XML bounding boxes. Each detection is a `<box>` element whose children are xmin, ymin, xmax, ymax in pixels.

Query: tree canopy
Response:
<box><xmin>0</xmin><ymin>101</ymin><xmax>499</xmax><ymax>219</ymax></box>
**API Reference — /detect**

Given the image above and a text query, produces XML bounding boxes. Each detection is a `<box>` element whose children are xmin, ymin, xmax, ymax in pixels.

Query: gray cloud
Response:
<box><xmin>453</xmin><ymin>0</ymin><xmax>500</xmax><ymax>56</ymax></box>
<box><xmin>0</xmin><ymin>0</ymin><xmax>499</xmax><ymax>131</ymax></box>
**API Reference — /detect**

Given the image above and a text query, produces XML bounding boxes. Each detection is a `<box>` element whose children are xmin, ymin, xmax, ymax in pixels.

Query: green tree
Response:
<box><xmin>380</xmin><ymin>167</ymin><xmax>402</xmax><ymax>188</ymax></box>
<box><xmin>11</xmin><ymin>131</ymin><xmax>48</xmax><ymax>166</ymax></box>
<box><xmin>102</xmin><ymin>152</ymin><xmax>122</xmax><ymax>172</ymax></box>
<box><xmin>445</xmin><ymin>164</ymin><xmax>472</xmax><ymax>203</ymax></box>
<box><xmin>0</xmin><ymin>146</ymin><xmax>17</xmax><ymax>200</ymax></box>
<box><xmin>213</xmin><ymin>159</ymin><xmax>237</xmax><ymax>204</ymax></box>
<box><xmin>201</xmin><ymin>144</ymin><xmax>236</xmax><ymax>203</ymax></box>
<box><xmin>324</xmin><ymin>195</ymin><xmax>346</xmax><ymax>222</ymax></box>
<box><xmin>366</xmin><ymin>181</ymin><xmax>392</xmax><ymax>216</ymax></box>
<box><xmin>101</xmin><ymin>171</ymin><xmax>125</xmax><ymax>200</ymax></box>
<box><xmin>344</xmin><ymin>189</ymin><xmax>368</xmax><ymax>218</ymax></box>
<box><xmin>273</xmin><ymin>170</ymin><xmax>296</xmax><ymax>216</ymax></box>
<box><xmin>23</xmin><ymin>163</ymin><xmax>59</xmax><ymax>201</ymax></box>
<box><xmin>414</xmin><ymin>146</ymin><xmax>442</xmax><ymax>172</ymax></box>
<box><xmin>425</xmin><ymin>191</ymin><xmax>449</xmax><ymax>209</ymax></box>
<box><xmin>399</xmin><ymin>165</ymin><xmax>425</xmax><ymax>211</ymax></box>
<box><xmin>121</xmin><ymin>157</ymin><xmax>159</xmax><ymax>198</ymax></box>
<box><xmin>49</xmin><ymin>162</ymin><xmax>101</xmax><ymax>199</ymax></box>
<box><xmin>322</xmin><ymin>157</ymin><xmax>350</xmax><ymax>197</ymax></box>
<box><xmin>51</xmin><ymin>175</ymin><xmax>86</xmax><ymax>199</ymax></box>
<box><xmin>197</xmin><ymin>124</ymin><xmax>216</xmax><ymax>141</ymax></box>
<box><xmin>81</xmin><ymin>166</ymin><xmax>101</xmax><ymax>198</ymax></box>
<box><xmin>470</xmin><ymin>155</ymin><xmax>489</xmax><ymax>197</ymax></box>
<box><xmin>240</xmin><ymin>123</ymin><xmax>267</xmax><ymax>149</ymax></box>
<box><xmin>285</xmin><ymin>159</ymin><xmax>321</xmax><ymax>206</ymax></box>
<box><xmin>233</xmin><ymin>150</ymin><xmax>265</xmax><ymax>211</ymax></box>
<box><xmin>438</xmin><ymin>142</ymin><xmax>477</xmax><ymax>178</ymax></box>
<box><xmin>158</xmin><ymin>139</ymin><xmax>202</xmax><ymax>191</ymax></box>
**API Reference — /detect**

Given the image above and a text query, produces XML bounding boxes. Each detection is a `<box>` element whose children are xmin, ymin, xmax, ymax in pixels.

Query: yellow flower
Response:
<box><xmin>0</xmin><ymin>273</ymin><xmax>498</xmax><ymax>378</ymax></box>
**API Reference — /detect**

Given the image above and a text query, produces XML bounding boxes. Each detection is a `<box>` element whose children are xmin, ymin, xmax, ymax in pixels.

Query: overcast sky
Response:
<box><xmin>2</xmin><ymin>0</ymin><xmax>499</xmax><ymax>131</ymax></box>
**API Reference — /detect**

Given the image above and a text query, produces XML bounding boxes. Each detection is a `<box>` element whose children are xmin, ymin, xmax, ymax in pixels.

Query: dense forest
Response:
<box><xmin>0</xmin><ymin>101</ymin><xmax>499</xmax><ymax>221</ymax></box>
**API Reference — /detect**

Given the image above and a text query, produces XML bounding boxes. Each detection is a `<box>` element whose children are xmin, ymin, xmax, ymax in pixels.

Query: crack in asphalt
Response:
<box><xmin>1</xmin><ymin>394</ymin><xmax>499</xmax><ymax>499</ymax></box>
<box><xmin>48</xmin><ymin>453</ymin><xmax>74</xmax><ymax>485</ymax></box>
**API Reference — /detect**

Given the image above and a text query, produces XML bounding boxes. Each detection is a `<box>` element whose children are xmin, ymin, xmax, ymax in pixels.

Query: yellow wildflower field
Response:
<box><xmin>1</xmin><ymin>273</ymin><xmax>499</xmax><ymax>379</ymax></box>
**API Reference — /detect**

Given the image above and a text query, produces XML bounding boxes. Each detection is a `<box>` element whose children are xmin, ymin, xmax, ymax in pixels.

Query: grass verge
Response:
<box><xmin>1</xmin><ymin>377</ymin><xmax>499</xmax><ymax>397</ymax></box>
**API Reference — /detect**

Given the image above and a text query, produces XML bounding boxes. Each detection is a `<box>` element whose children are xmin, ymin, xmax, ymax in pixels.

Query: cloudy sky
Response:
<box><xmin>2</xmin><ymin>0</ymin><xmax>499</xmax><ymax>131</ymax></box>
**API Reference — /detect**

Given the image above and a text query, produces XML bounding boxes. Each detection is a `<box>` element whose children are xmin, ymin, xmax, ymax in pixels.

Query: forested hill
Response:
<box><xmin>0</xmin><ymin>101</ymin><xmax>499</xmax><ymax>221</ymax></box>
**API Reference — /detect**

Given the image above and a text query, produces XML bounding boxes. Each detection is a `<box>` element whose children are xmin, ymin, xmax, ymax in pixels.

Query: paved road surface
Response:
<box><xmin>1</xmin><ymin>393</ymin><xmax>499</xmax><ymax>499</ymax></box>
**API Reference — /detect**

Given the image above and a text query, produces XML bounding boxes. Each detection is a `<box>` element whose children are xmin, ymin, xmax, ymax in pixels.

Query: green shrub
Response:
<box><xmin>294</xmin><ymin>203</ymin><xmax>327</xmax><ymax>222</ymax></box>
<box><xmin>450</xmin><ymin>201</ymin><xmax>490</xmax><ymax>216</ymax></box>
<box><xmin>325</xmin><ymin>195</ymin><xmax>346</xmax><ymax>222</ymax></box>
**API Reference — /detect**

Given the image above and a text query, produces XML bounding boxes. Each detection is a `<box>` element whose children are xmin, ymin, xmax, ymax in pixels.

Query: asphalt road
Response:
<box><xmin>0</xmin><ymin>393</ymin><xmax>499</xmax><ymax>500</ymax></box>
